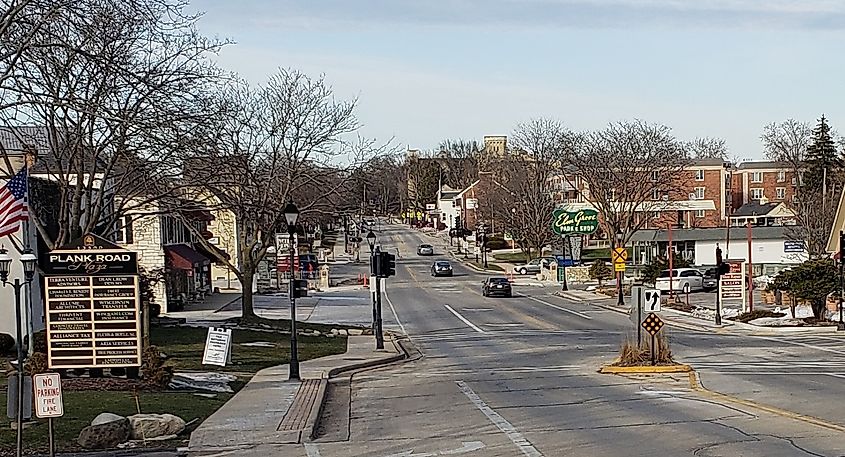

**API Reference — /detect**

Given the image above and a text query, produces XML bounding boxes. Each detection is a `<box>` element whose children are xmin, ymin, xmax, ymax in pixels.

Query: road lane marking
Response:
<box><xmin>383</xmin><ymin>288</ymin><xmax>408</xmax><ymax>335</ymax></box>
<box><xmin>445</xmin><ymin>305</ymin><xmax>486</xmax><ymax>333</ymax></box>
<box><xmin>526</xmin><ymin>296</ymin><xmax>592</xmax><ymax>320</ymax></box>
<box><xmin>456</xmin><ymin>381</ymin><xmax>543</xmax><ymax>457</ymax></box>
<box><xmin>756</xmin><ymin>336</ymin><xmax>845</xmax><ymax>356</ymax></box>
<box><xmin>304</xmin><ymin>443</ymin><xmax>322</xmax><ymax>457</ymax></box>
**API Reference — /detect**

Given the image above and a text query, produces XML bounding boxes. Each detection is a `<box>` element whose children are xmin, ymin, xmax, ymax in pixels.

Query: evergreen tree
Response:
<box><xmin>803</xmin><ymin>115</ymin><xmax>841</xmax><ymax>193</ymax></box>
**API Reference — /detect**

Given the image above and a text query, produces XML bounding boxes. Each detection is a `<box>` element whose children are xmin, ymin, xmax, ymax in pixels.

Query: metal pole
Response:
<box><xmin>14</xmin><ymin>279</ymin><xmax>24</xmax><ymax>457</ymax></box>
<box><xmin>839</xmin><ymin>231</ymin><xmax>844</xmax><ymax>330</ymax></box>
<box><xmin>668</xmin><ymin>222</ymin><xmax>674</xmax><ymax>297</ymax></box>
<box><xmin>48</xmin><ymin>418</ymin><xmax>55</xmax><ymax>457</ymax></box>
<box><xmin>371</xmin><ymin>246</ymin><xmax>376</xmax><ymax>334</ymax></box>
<box><xmin>288</xmin><ymin>232</ymin><xmax>300</xmax><ymax>381</ymax></box>
<box><xmin>747</xmin><ymin>220</ymin><xmax>753</xmax><ymax>313</ymax></box>
<box><xmin>715</xmin><ymin>271</ymin><xmax>722</xmax><ymax>326</ymax></box>
<box><xmin>561</xmin><ymin>236</ymin><xmax>569</xmax><ymax>291</ymax></box>
<box><xmin>651</xmin><ymin>334</ymin><xmax>656</xmax><ymax>366</ymax></box>
<box><xmin>375</xmin><ymin>272</ymin><xmax>384</xmax><ymax>350</ymax></box>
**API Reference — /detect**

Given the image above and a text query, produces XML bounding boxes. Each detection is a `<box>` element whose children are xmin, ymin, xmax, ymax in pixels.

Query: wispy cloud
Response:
<box><xmin>198</xmin><ymin>0</ymin><xmax>845</xmax><ymax>30</ymax></box>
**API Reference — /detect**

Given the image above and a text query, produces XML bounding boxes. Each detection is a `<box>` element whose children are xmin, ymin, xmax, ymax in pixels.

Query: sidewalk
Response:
<box><xmin>188</xmin><ymin>335</ymin><xmax>404</xmax><ymax>454</ymax></box>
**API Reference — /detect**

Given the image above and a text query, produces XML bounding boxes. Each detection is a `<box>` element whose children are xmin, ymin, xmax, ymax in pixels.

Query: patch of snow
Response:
<box><xmin>240</xmin><ymin>342</ymin><xmax>275</xmax><ymax>348</ymax></box>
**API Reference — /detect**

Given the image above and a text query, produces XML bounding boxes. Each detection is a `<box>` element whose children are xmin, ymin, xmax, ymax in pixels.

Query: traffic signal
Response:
<box><xmin>292</xmin><ymin>279</ymin><xmax>308</xmax><ymax>298</ymax></box>
<box><xmin>378</xmin><ymin>252</ymin><xmax>396</xmax><ymax>278</ymax></box>
<box><xmin>715</xmin><ymin>247</ymin><xmax>730</xmax><ymax>276</ymax></box>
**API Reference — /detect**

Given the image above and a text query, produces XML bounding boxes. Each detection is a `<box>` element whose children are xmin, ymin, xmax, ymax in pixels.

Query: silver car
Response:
<box><xmin>417</xmin><ymin>244</ymin><xmax>434</xmax><ymax>256</ymax></box>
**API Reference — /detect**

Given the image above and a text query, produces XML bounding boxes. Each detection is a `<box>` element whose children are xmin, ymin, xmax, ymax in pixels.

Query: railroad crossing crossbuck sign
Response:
<box><xmin>644</xmin><ymin>289</ymin><xmax>661</xmax><ymax>312</ymax></box>
<box><xmin>641</xmin><ymin>313</ymin><xmax>664</xmax><ymax>336</ymax></box>
<box><xmin>611</xmin><ymin>247</ymin><xmax>628</xmax><ymax>264</ymax></box>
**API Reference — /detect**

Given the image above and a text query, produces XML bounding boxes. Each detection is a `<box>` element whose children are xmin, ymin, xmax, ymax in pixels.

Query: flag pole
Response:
<box><xmin>22</xmin><ymin>156</ymin><xmax>33</xmax><ymax>356</ymax></box>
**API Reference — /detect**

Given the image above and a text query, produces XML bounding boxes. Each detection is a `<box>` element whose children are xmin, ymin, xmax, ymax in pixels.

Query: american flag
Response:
<box><xmin>0</xmin><ymin>168</ymin><xmax>29</xmax><ymax>238</ymax></box>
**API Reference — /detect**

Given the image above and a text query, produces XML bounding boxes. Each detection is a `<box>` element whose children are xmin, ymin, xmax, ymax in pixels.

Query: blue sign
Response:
<box><xmin>783</xmin><ymin>240</ymin><xmax>805</xmax><ymax>253</ymax></box>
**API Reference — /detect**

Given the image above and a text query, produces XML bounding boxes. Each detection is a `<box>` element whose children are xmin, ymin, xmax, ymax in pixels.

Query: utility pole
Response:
<box><xmin>747</xmin><ymin>220</ymin><xmax>753</xmax><ymax>313</ymax></box>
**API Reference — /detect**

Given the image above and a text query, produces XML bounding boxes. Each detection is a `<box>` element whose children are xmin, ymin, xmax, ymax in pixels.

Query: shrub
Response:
<box><xmin>775</xmin><ymin>259</ymin><xmax>838</xmax><ymax>319</ymax></box>
<box><xmin>731</xmin><ymin>309</ymin><xmax>787</xmax><ymax>323</ymax></box>
<box><xmin>0</xmin><ymin>333</ymin><xmax>14</xmax><ymax>355</ymax></box>
<box><xmin>615</xmin><ymin>333</ymin><xmax>675</xmax><ymax>366</ymax></box>
<box><xmin>24</xmin><ymin>329</ymin><xmax>47</xmax><ymax>354</ymax></box>
<box><xmin>485</xmin><ymin>237</ymin><xmax>508</xmax><ymax>250</ymax></box>
<box><xmin>141</xmin><ymin>345</ymin><xmax>172</xmax><ymax>388</ymax></box>
<box><xmin>24</xmin><ymin>352</ymin><xmax>49</xmax><ymax>375</ymax></box>
<box><xmin>589</xmin><ymin>260</ymin><xmax>613</xmax><ymax>285</ymax></box>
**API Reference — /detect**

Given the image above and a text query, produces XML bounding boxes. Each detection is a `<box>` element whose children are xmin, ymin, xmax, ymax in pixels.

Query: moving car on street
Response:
<box><xmin>655</xmin><ymin>268</ymin><xmax>705</xmax><ymax>293</ymax></box>
<box><xmin>482</xmin><ymin>277</ymin><xmax>512</xmax><ymax>298</ymax></box>
<box><xmin>701</xmin><ymin>268</ymin><xmax>718</xmax><ymax>292</ymax></box>
<box><xmin>417</xmin><ymin>244</ymin><xmax>434</xmax><ymax>256</ymax></box>
<box><xmin>513</xmin><ymin>257</ymin><xmax>556</xmax><ymax>275</ymax></box>
<box><xmin>431</xmin><ymin>260</ymin><xmax>453</xmax><ymax>277</ymax></box>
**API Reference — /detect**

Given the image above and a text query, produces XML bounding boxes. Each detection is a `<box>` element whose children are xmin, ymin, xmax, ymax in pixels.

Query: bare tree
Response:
<box><xmin>482</xmin><ymin>119</ymin><xmax>570</xmax><ymax>260</ymax></box>
<box><xmin>760</xmin><ymin>119</ymin><xmax>835</xmax><ymax>256</ymax></box>
<box><xmin>1</xmin><ymin>0</ymin><xmax>224</xmax><ymax>248</ymax></box>
<box><xmin>437</xmin><ymin>138</ymin><xmax>481</xmax><ymax>190</ymax></box>
<box><xmin>405</xmin><ymin>153</ymin><xmax>440</xmax><ymax>216</ymax></box>
<box><xmin>566</xmin><ymin>120</ymin><xmax>691</xmax><ymax>247</ymax></box>
<box><xmin>683</xmin><ymin>137</ymin><xmax>728</xmax><ymax>160</ymax></box>
<box><xmin>185</xmin><ymin>70</ymin><xmax>372</xmax><ymax>320</ymax></box>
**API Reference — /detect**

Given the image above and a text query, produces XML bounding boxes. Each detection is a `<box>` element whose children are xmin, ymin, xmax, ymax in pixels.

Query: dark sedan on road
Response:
<box><xmin>431</xmin><ymin>260</ymin><xmax>453</xmax><ymax>277</ymax></box>
<box><xmin>482</xmin><ymin>277</ymin><xmax>512</xmax><ymax>298</ymax></box>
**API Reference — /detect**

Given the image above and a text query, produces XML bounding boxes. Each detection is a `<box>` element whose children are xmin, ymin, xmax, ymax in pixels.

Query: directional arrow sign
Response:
<box><xmin>644</xmin><ymin>289</ymin><xmax>661</xmax><ymax>312</ymax></box>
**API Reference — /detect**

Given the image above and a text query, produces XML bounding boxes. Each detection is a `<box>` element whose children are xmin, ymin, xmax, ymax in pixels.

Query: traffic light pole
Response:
<box><xmin>289</xmin><ymin>232</ymin><xmax>300</xmax><ymax>380</ymax></box>
<box><xmin>375</xmin><ymin>269</ymin><xmax>384</xmax><ymax>350</ymax></box>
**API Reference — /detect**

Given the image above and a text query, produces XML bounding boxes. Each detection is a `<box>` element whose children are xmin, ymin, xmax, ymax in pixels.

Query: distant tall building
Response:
<box><xmin>483</xmin><ymin>135</ymin><xmax>507</xmax><ymax>156</ymax></box>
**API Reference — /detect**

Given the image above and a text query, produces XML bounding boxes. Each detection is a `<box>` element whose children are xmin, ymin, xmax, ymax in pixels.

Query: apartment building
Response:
<box><xmin>733</xmin><ymin>161</ymin><xmax>797</xmax><ymax>206</ymax></box>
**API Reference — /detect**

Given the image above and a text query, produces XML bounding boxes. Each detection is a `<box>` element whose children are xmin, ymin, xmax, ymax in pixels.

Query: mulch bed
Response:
<box><xmin>60</xmin><ymin>377</ymin><xmax>163</xmax><ymax>392</ymax></box>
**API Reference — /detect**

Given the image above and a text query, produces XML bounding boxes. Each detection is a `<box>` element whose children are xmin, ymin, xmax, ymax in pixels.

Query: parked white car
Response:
<box><xmin>654</xmin><ymin>268</ymin><xmax>705</xmax><ymax>293</ymax></box>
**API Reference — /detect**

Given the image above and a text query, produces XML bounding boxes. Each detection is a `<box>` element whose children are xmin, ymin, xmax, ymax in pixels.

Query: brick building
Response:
<box><xmin>733</xmin><ymin>161</ymin><xmax>798</xmax><ymax>207</ymax></box>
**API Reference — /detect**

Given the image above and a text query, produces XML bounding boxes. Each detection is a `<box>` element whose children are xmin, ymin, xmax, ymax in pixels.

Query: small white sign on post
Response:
<box><xmin>33</xmin><ymin>373</ymin><xmax>64</xmax><ymax>419</ymax></box>
<box><xmin>202</xmin><ymin>328</ymin><xmax>233</xmax><ymax>367</ymax></box>
<box><xmin>644</xmin><ymin>289</ymin><xmax>661</xmax><ymax>312</ymax></box>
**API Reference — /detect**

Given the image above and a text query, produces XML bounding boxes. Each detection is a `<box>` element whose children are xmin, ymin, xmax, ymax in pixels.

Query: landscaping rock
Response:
<box><xmin>92</xmin><ymin>412</ymin><xmax>126</xmax><ymax>426</ymax></box>
<box><xmin>127</xmin><ymin>413</ymin><xmax>186</xmax><ymax>440</ymax></box>
<box><xmin>78</xmin><ymin>414</ymin><xmax>130</xmax><ymax>449</ymax></box>
<box><xmin>348</xmin><ymin>329</ymin><xmax>363</xmax><ymax>336</ymax></box>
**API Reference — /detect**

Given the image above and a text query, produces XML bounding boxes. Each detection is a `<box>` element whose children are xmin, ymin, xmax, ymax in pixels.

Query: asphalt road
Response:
<box><xmin>305</xmin><ymin>223</ymin><xmax>845</xmax><ymax>457</ymax></box>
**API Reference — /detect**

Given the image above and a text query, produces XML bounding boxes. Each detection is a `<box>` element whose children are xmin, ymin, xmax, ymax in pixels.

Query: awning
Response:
<box><xmin>194</xmin><ymin>242</ymin><xmax>230</xmax><ymax>265</ymax></box>
<box><xmin>165</xmin><ymin>244</ymin><xmax>210</xmax><ymax>271</ymax></box>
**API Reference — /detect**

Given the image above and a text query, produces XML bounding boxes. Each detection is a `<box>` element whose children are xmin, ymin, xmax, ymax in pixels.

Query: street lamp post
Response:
<box><xmin>0</xmin><ymin>248</ymin><xmax>37</xmax><ymax>457</ymax></box>
<box><xmin>367</xmin><ymin>230</ymin><xmax>377</xmax><ymax>334</ymax></box>
<box><xmin>616</xmin><ymin>231</ymin><xmax>624</xmax><ymax>307</ymax></box>
<box><xmin>283</xmin><ymin>201</ymin><xmax>301</xmax><ymax>381</ymax></box>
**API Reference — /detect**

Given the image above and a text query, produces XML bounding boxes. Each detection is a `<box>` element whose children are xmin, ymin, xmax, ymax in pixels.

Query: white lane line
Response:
<box><xmin>445</xmin><ymin>304</ymin><xmax>486</xmax><ymax>333</ymax></box>
<box><xmin>757</xmin><ymin>336</ymin><xmax>845</xmax><ymax>356</ymax></box>
<box><xmin>304</xmin><ymin>443</ymin><xmax>322</xmax><ymax>457</ymax></box>
<box><xmin>456</xmin><ymin>381</ymin><xmax>543</xmax><ymax>457</ymax></box>
<box><xmin>526</xmin><ymin>296</ymin><xmax>592</xmax><ymax>320</ymax></box>
<box><xmin>383</xmin><ymin>289</ymin><xmax>408</xmax><ymax>335</ymax></box>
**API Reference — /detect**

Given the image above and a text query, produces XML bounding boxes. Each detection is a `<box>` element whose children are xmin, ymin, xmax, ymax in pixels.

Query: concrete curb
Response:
<box><xmin>599</xmin><ymin>364</ymin><xmax>693</xmax><ymax>374</ymax></box>
<box><xmin>304</xmin><ymin>336</ymin><xmax>412</xmax><ymax>441</ymax></box>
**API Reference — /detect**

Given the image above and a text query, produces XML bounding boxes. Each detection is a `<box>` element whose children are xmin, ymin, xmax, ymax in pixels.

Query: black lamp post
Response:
<box><xmin>0</xmin><ymin>248</ymin><xmax>37</xmax><ymax>457</ymax></box>
<box><xmin>616</xmin><ymin>231</ymin><xmax>625</xmax><ymax>307</ymax></box>
<box><xmin>283</xmin><ymin>201</ymin><xmax>301</xmax><ymax>381</ymax></box>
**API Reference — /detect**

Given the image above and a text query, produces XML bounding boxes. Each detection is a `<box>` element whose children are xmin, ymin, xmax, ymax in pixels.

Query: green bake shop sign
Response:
<box><xmin>552</xmin><ymin>209</ymin><xmax>599</xmax><ymax>235</ymax></box>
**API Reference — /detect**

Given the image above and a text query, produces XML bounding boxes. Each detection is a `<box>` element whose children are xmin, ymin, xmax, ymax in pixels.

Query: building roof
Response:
<box><xmin>630</xmin><ymin>226</ymin><xmax>790</xmax><ymax>243</ymax></box>
<box><xmin>439</xmin><ymin>191</ymin><xmax>461</xmax><ymax>200</ymax></box>
<box><xmin>0</xmin><ymin>126</ymin><xmax>50</xmax><ymax>154</ymax></box>
<box><xmin>690</xmin><ymin>158</ymin><xmax>729</xmax><ymax>167</ymax></box>
<box><xmin>731</xmin><ymin>201</ymin><xmax>782</xmax><ymax>217</ymax></box>
<box><xmin>736</xmin><ymin>161</ymin><xmax>792</xmax><ymax>170</ymax></box>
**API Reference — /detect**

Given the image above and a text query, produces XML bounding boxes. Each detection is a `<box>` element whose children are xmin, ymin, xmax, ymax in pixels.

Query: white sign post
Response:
<box><xmin>34</xmin><ymin>372</ymin><xmax>63</xmax><ymax>457</ymax></box>
<box><xmin>644</xmin><ymin>289</ymin><xmax>661</xmax><ymax>312</ymax></box>
<box><xmin>202</xmin><ymin>328</ymin><xmax>233</xmax><ymax>367</ymax></box>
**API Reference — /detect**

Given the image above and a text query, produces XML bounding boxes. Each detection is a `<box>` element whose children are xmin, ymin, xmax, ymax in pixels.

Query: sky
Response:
<box><xmin>188</xmin><ymin>0</ymin><xmax>845</xmax><ymax>160</ymax></box>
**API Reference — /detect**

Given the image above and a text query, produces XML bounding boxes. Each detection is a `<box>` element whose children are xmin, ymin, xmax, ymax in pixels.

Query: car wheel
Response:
<box><xmin>519</xmin><ymin>268</ymin><xmax>528</xmax><ymax>275</ymax></box>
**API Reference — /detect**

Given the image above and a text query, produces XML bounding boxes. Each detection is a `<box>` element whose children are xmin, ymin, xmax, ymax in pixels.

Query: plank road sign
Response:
<box><xmin>641</xmin><ymin>313</ymin><xmax>664</xmax><ymax>336</ymax></box>
<box><xmin>33</xmin><ymin>373</ymin><xmax>64</xmax><ymax>418</ymax></box>
<box><xmin>611</xmin><ymin>247</ymin><xmax>628</xmax><ymax>263</ymax></box>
